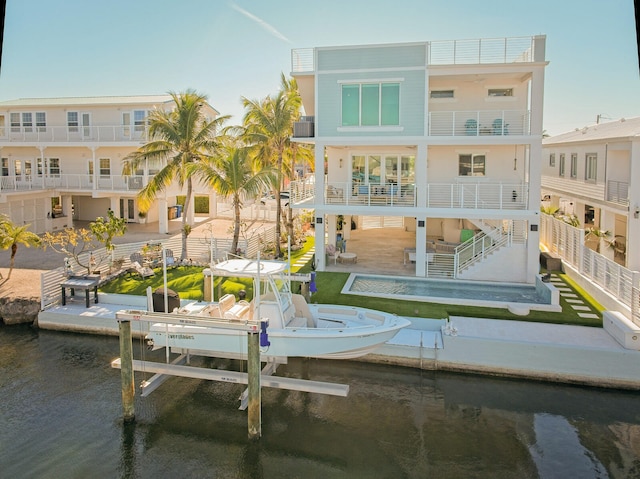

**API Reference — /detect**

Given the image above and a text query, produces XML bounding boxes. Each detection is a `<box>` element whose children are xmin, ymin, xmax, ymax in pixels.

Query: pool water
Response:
<box><xmin>345</xmin><ymin>274</ymin><xmax>549</xmax><ymax>306</ymax></box>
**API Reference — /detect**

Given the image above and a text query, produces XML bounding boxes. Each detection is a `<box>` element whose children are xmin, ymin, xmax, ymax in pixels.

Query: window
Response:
<box><xmin>67</xmin><ymin>112</ymin><xmax>79</xmax><ymax>132</ymax></box>
<box><xmin>558</xmin><ymin>154</ymin><xmax>565</xmax><ymax>176</ymax></box>
<box><xmin>341</xmin><ymin>82</ymin><xmax>400</xmax><ymax>127</ymax></box>
<box><xmin>1</xmin><ymin>158</ymin><xmax>8</xmax><ymax>176</ymax></box>
<box><xmin>0</xmin><ymin>115</ymin><xmax>5</xmax><ymax>136</ymax></box>
<box><xmin>585</xmin><ymin>153</ymin><xmax>597</xmax><ymax>181</ymax></box>
<box><xmin>570</xmin><ymin>153</ymin><xmax>577</xmax><ymax>178</ymax></box>
<box><xmin>549</xmin><ymin>153</ymin><xmax>555</xmax><ymax>167</ymax></box>
<box><xmin>134</xmin><ymin>110</ymin><xmax>146</xmax><ymax>132</ymax></box>
<box><xmin>10</xmin><ymin>113</ymin><xmax>20</xmax><ymax>132</ymax></box>
<box><xmin>21</xmin><ymin>113</ymin><xmax>33</xmax><ymax>132</ymax></box>
<box><xmin>99</xmin><ymin>158</ymin><xmax>111</xmax><ymax>177</ymax></box>
<box><xmin>459</xmin><ymin>154</ymin><xmax>486</xmax><ymax>176</ymax></box>
<box><xmin>430</xmin><ymin>90</ymin><xmax>454</xmax><ymax>99</ymax></box>
<box><xmin>488</xmin><ymin>88</ymin><xmax>513</xmax><ymax>97</ymax></box>
<box><xmin>48</xmin><ymin>158</ymin><xmax>60</xmax><ymax>176</ymax></box>
<box><xmin>36</xmin><ymin>112</ymin><xmax>46</xmax><ymax>132</ymax></box>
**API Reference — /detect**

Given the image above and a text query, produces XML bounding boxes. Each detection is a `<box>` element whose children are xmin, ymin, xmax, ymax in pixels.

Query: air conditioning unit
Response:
<box><xmin>294</xmin><ymin>119</ymin><xmax>314</xmax><ymax>137</ymax></box>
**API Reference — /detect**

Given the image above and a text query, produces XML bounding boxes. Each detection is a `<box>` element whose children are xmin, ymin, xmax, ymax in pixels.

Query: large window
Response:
<box><xmin>459</xmin><ymin>154</ymin><xmax>486</xmax><ymax>176</ymax></box>
<box><xmin>21</xmin><ymin>113</ymin><xmax>33</xmax><ymax>132</ymax></box>
<box><xmin>10</xmin><ymin>113</ymin><xmax>20</xmax><ymax>133</ymax></box>
<box><xmin>1</xmin><ymin>158</ymin><xmax>8</xmax><ymax>176</ymax></box>
<box><xmin>570</xmin><ymin>153</ymin><xmax>577</xmax><ymax>178</ymax></box>
<box><xmin>0</xmin><ymin>115</ymin><xmax>5</xmax><ymax>136</ymax></box>
<box><xmin>341</xmin><ymin>82</ymin><xmax>400</xmax><ymax>127</ymax></box>
<box><xmin>351</xmin><ymin>154</ymin><xmax>415</xmax><ymax>186</ymax></box>
<box><xmin>36</xmin><ymin>112</ymin><xmax>46</xmax><ymax>132</ymax></box>
<box><xmin>48</xmin><ymin>158</ymin><xmax>60</xmax><ymax>176</ymax></box>
<box><xmin>585</xmin><ymin>153</ymin><xmax>597</xmax><ymax>181</ymax></box>
<box><xmin>558</xmin><ymin>154</ymin><xmax>565</xmax><ymax>176</ymax></box>
<box><xmin>134</xmin><ymin>110</ymin><xmax>147</xmax><ymax>132</ymax></box>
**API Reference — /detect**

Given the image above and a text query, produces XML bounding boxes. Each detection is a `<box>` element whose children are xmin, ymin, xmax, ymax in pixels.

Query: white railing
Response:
<box><xmin>426</xmin><ymin>182</ymin><xmax>528</xmax><ymax>210</ymax></box>
<box><xmin>541</xmin><ymin>175</ymin><xmax>606</xmax><ymax>202</ymax></box>
<box><xmin>428</xmin><ymin>36</ymin><xmax>538</xmax><ymax>65</ymax></box>
<box><xmin>455</xmin><ymin>231</ymin><xmax>510</xmax><ymax>276</ymax></box>
<box><xmin>540</xmin><ymin>213</ymin><xmax>640</xmax><ymax>315</ymax></box>
<box><xmin>291</xmin><ymin>36</ymin><xmax>542</xmax><ymax>73</ymax></box>
<box><xmin>3</xmin><ymin>125</ymin><xmax>149</xmax><ymax>143</ymax></box>
<box><xmin>428</xmin><ymin>110</ymin><xmax>530</xmax><ymax>136</ymax></box>
<box><xmin>0</xmin><ymin>174</ymin><xmax>146</xmax><ymax>192</ymax></box>
<box><xmin>606</xmin><ymin>180</ymin><xmax>629</xmax><ymax>206</ymax></box>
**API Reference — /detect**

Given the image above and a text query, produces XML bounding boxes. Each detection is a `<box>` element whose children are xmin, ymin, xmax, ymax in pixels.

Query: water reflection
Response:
<box><xmin>1</xmin><ymin>327</ymin><xmax>639</xmax><ymax>478</ymax></box>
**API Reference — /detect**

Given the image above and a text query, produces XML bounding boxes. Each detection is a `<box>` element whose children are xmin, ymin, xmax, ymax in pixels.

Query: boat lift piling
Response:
<box><xmin>118</xmin><ymin>320</ymin><xmax>135</xmax><ymax>423</ymax></box>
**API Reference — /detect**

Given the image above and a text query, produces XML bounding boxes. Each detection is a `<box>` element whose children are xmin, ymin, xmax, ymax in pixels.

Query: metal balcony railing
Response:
<box><xmin>0</xmin><ymin>174</ymin><xmax>146</xmax><ymax>192</ymax></box>
<box><xmin>429</xmin><ymin>110</ymin><xmax>530</xmax><ymax>136</ymax></box>
<box><xmin>1</xmin><ymin>125</ymin><xmax>150</xmax><ymax>143</ymax></box>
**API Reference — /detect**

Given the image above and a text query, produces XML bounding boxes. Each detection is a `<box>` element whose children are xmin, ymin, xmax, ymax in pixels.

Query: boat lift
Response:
<box><xmin>112</xmin><ymin>310</ymin><xmax>349</xmax><ymax>440</ymax></box>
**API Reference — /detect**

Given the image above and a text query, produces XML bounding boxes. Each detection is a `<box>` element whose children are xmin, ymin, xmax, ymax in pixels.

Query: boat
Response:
<box><xmin>117</xmin><ymin>257</ymin><xmax>410</xmax><ymax>360</ymax></box>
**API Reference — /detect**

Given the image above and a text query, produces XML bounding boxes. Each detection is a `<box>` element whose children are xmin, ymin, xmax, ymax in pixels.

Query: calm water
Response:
<box><xmin>349</xmin><ymin>276</ymin><xmax>546</xmax><ymax>304</ymax></box>
<box><xmin>2</xmin><ymin>324</ymin><xmax>640</xmax><ymax>479</ymax></box>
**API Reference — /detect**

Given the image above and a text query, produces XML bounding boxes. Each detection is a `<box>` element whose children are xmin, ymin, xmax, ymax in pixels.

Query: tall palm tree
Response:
<box><xmin>242</xmin><ymin>79</ymin><xmax>299</xmax><ymax>257</ymax></box>
<box><xmin>200</xmin><ymin>144</ymin><xmax>275</xmax><ymax>254</ymax></box>
<box><xmin>0</xmin><ymin>216</ymin><xmax>41</xmax><ymax>280</ymax></box>
<box><xmin>122</xmin><ymin>90</ymin><xmax>228</xmax><ymax>260</ymax></box>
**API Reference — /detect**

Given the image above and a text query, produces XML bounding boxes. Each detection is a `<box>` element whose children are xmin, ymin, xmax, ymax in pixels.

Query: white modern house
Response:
<box><xmin>0</xmin><ymin>95</ymin><xmax>220</xmax><ymax>234</ymax></box>
<box><xmin>541</xmin><ymin>117</ymin><xmax>640</xmax><ymax>271</ymax></box>
<box><xmin>290</xmin><ymin>36</ymin><xmax>548</xmax><ymax>283</ymax></box>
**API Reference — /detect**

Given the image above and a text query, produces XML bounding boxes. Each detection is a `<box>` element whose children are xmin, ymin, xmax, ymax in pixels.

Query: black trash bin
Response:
<box><xmin>152</xmin><ymin>287</ymin><xmax>180</xmax><ymax>312</ymax></box>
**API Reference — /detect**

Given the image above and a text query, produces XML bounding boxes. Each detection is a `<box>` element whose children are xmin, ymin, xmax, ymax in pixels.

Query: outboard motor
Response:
<box><xmin>260</xmin><ymin>320</ymin><xmax>270</xmax><ymax>347</ymax></box>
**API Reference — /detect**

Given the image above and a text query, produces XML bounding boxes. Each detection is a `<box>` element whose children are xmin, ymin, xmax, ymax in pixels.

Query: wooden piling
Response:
<box><xmin>118</xmin><ymin>320</ymin><xmax>135</xmax><ymax>422</ymax></box>
<box><xmin>247</xmin><ymin>331</ymin><xmax>261</xmax><ymax>439</ymax></box>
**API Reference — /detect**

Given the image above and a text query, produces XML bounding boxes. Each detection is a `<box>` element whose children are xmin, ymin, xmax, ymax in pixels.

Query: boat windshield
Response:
<box><xmin>261</xmin><ymin>270</ymin><xmax>292</xmax><ymax>311</ymax></box>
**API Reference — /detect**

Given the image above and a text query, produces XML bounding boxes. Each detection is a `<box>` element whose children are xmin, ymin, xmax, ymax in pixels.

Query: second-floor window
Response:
<box><xmin>341</xmin><ymin>82</ymin><xmax>400</xmax><ymax>127</ymax></box>
<box><xmin>488</xmin><ymin>88</ymin><xmax>513</xmax><ymax>97</ymax></box>
<box><xmin>99</xmin><ymin>158</ymin><xmax>111</xmax><ymax>177</ymax></box>
<box><xmin>1</xmin><ymin>158</ymin><xmax>8</xmax><ymax>176</ymax></box>
<box><xmin>549</xmin><ymin>153</ymin><xmax>555</xmax><ymax>167</ymax></box>
<box><xmin>68</xmin><ymin>112</ymin><xmax>79</xmax><ymax>132</ymax></box>
<box><xmin>134</xmin><ymin>110</ymin><xmax>147</xmax><ymax>132</ymax></box>
<box><xmin>430</xmin><ymin>90</ymin><xmax>454</xmax><ymax>99</ymax></box>
<box><xmin>459</xmin><ymin>154</ymin><xmax>485</xmax><ymax>176</ymax></box>
<box><xmin>0</xmin><ymin>115</ymin><xmax>5</xmax><ymax>137</ymax></box>
<box><xmin>570</xmin><ymin>153</ymin><xmax>577</xmax><ymax>178</ymax></box>
<box><xmin>36</xmin><ymin>112</ymin><xmax>46</xmax><ymax>132</ymax></box>
<box><xmin>585</xmin><ymin>153</ymin><xmax>597</xmax><ymax>182</ymax></box>
<box><xmin>49</xmin><ymin>158</ymin><xmax>60</xmax><ymax>176</ymax></box>
<box><xmin>558</xmin><ymin>154</ymin><xmax>565</xmax><ymax>176</ymax></box>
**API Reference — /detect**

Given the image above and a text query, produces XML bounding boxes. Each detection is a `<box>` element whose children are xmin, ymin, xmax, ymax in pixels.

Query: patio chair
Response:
<box><xmin>165</xmin><ymin>249</ymin><xmax>175</xmax><ymax>267</ymax></box>
<box><xmin>130</xmin><ymin>252</ymin><xmax>144</xmax><ymax>265</ymax></box>
<box><xmin>492</xmin><ymin>118</ymin><xmax>509</xmax><ymax>135</ymax></box>
<box><xmin>465</xmin><ymin>119</ymin><xmax>478</xmax><ymax>135</ymax></box>
<box><xmin>129</xmin><ymin>261</ymin><xmax>155</xmax><ymax>278</ymax></box>
<box><xmin>326</xmin><ymin>244</ymin><xmax>339</xmax><ymax>264</ymax></box>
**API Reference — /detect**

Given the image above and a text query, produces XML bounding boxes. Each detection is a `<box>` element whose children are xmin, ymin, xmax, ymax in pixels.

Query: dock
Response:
<box><xmin>37</xmin><ymin>293</ymin><xmax>640</xmax><ymax>390</ymax></box>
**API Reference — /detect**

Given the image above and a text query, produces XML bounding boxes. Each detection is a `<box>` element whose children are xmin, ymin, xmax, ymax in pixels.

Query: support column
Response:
<box><xmin>158</xmin><ymin>197</ymin><xmax>169</xmax><ymax>234</ymax></box>
<box><xmin>416</xmin><ymin>143</ymin><xmax>428</xmax><ymax>208</ymax></box>
<box><xmin>416</xmin><ymin>217</ymin><xmax>427</xmax><ymax>277</ymax></box>
<box><xmin>118</xmin><ymin>320</ymin><xmax>135</xmax><ymax>423</ymax></box>
<box><xmin>247</xmin><ymin>331</ymin><xmax>261</xmax><ymax>440</ymax></box>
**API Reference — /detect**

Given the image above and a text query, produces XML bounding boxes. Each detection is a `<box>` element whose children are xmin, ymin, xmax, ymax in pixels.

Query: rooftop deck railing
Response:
<box><xmin>1</xmin><ymin>125</ymin><xmax>149</xmax><ymax>143</ymax></box>
<box><xmin>0</xmin><ymin>174</ymin><xmax>146</xmax><ymax>192</ymax></box>
<box><xmin>291</xmin><ymin>36</ymin><xmax>543</xmax><ymax>73</ymax></box>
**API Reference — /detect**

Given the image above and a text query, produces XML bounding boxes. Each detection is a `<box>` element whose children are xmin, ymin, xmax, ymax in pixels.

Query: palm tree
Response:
<box><xmin>122</xmin><ymin>90</ymin><xmax>229</xmax><ymax>261</ymax></box>
<box><xmin>200</xmin><ymin>143</ymin><xmax>275</xmax><ymax>254</ymax></box>
<box><xmin>242</xmin><ymin>76</ymin><xmax>299</xmax><ymax>257</ymax></box>
<box><xmin>0</xmin><ymin>216</ymin><xmax>41</xmax><ymax>280</ymax></box>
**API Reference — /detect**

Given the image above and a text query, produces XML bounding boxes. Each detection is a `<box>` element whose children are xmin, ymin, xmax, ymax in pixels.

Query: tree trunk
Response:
<box><xmin>275</xmin><ymin>152</ymin><xmax>283</xmax><ymax>258</ymax></box>
<box><xmin>232</xmin><ymin>197</ymin><xmax>241</xmax><ymax>255</ymax></box>
<box><xmin>180</xmin><ymin>178</ymin><xmax>193</xmax><ymax>260</ymax></box>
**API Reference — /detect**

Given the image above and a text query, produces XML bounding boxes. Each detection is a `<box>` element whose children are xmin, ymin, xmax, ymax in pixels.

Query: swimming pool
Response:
<box><xmin>343</xmin><ymin>274</ymin><xmax>561</xmax><ymax>314</ymax></box>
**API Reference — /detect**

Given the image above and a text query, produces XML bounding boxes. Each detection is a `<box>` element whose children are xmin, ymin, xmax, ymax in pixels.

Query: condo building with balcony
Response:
<box><xmin>0</xmin><ymin>95</ymin><xmax>220</xmax><ymax>234</ymax></box>
<box><xmin>290</xmin><ymin>36</ymin><xmax>548</xmax><ymax>283</ymax></box>
<box><xmin>541</xmin><ymin>117</ymin><xmax>640</xmax><ymax>270</ymax></box>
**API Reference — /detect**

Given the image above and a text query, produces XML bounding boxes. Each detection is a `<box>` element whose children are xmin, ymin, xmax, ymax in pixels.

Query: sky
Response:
<box><xmin>0</xmin><ymin>0</ymin><xmax>638</xmax><ymax>136</ymax></box>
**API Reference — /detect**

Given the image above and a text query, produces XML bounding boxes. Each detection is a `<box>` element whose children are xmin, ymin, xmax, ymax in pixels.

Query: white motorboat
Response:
<box><xmin>119</xmin><ymin>258</ymin><xmax>409</xmax><ymax>360</ymax></box>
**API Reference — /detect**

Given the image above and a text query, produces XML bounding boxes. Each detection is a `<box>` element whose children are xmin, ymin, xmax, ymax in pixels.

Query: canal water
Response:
<box><xmin>2</xmin><ymin>325</ymin><xmax>640</xmax><ymax>479</ymax></box>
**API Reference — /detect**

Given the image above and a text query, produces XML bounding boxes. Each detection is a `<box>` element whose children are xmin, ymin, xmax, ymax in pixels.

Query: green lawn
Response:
<box><xmin>101</xmin><ymin>235</ymin><xmax>603</xmax><ymax>328</ymax></box>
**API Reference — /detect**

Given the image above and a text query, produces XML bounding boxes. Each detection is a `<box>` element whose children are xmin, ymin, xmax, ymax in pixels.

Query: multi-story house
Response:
<box><xmin>541</xmin><ymin>117</ymin><xmax>640</xmax><ymax>270</ymax></box>
<box><xmin>0</xmin><ymin>95</ymin><xmax>220</xmax><ymax>235</ymax></box>
<box><xmin>290</xmin><ymin>36</ymin><xmax>547</xmax><ymax>283</ymax></box>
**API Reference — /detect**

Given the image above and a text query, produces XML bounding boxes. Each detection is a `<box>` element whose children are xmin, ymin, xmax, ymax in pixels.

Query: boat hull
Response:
<box><xmin>146</xmin><ymin>304</ymin><xmax>410</xmax><ymax>359</ymax></box>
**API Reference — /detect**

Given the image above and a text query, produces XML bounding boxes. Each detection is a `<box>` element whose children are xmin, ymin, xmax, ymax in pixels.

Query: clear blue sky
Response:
<box><xmin>1</xmin><ymin>0</ymin><xmax>638</xmax><ymax>135</ymax></box>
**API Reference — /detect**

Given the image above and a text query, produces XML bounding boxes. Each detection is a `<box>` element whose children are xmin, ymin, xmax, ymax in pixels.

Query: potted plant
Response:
<box><xmin>138</xmin><ymin>211</ymin><xmax>147</xmax><ymax>224</ymax></box>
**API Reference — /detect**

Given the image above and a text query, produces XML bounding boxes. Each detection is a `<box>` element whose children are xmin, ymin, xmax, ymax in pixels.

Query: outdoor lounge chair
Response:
<box><xmin>130</xmin><ymin>261</ymin><xmax>154</xmax><ymax>278</ymax></box>
<box><xmin>492</xmin><ymin>118</ymin><xmax>509</xmax><ymax>135</ymax></box>
<box><xmin>465</xmin><ymin>119</ymin><xmax>478</xmax><ymax>135</ymax></box>
<box><xmin>326</xmin><ymin>244</ymin><xmax>338</xmax><ymax>264</ymax></box>
<box><xmin>165</xmin><ymin>249</ymin><xmax>175</xmax><ymax>267</ymax></box>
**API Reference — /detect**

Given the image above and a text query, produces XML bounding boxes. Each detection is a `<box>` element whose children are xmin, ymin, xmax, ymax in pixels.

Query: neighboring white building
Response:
<box><xmin>0</xmin><ymin>95</ymin><xmax>220</xmax><ymax>234</ymax></box>
<box><xmin>541</xmin><ymin>117</ymin><xmax>640</xmax><ymax>270</ymax></box>
<box><xmin>290</xmin><ymin>36</ymin><xmax>548</xmax><ymax>283</ymax></box>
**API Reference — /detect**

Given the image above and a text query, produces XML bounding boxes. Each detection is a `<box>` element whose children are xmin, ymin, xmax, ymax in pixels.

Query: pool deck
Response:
<box><xmin>37</xmin><ymin>295</ymin><xmax>640</xmax><ymax>390</ymax></box>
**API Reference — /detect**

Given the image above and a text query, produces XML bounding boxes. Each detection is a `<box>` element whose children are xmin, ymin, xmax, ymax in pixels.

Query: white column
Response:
<box><xmin>158</xmin><ymin>197</ymin><xmax>169</xmax><ymax>234</ymax></box>
<box><xmin>415</xmin><ymin>217</ymin><xmax>427</xmax><ymax>277</ymax></box>
<box><xmin>626</xmin><ymin>139</ymin><xmax>640</xmax><ymax>270</ymax></box>
<box><xmin>416</xmin><ymin>143</ymin><xmax>427</xmax><ymax>208</ymax></box>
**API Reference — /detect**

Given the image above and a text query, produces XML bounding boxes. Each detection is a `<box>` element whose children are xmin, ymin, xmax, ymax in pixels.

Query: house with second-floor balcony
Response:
<box><xmin>541</xmin><ymin>117</ymin><xmax>640</xmax><ymax>270</ymax></box>
<box><xmin>0</xmin><ymin>95</ymin><xmax>220</xmax><ymax>235</ymax></box>
<box><xmin>290</xmin><ymin>36</ymin><xmax>547</xmax><ymax>283</ymax></box>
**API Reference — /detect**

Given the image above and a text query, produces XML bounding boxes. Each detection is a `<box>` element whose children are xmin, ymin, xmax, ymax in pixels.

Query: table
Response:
<box><xmin>61</xmin><ymin>276</ymin><xmax>100</xmax><ymax>308</ymax></box>
<box><xmin>338</xmin><ymin>252</ymin><xmax>357</xmax><ymax>264</ymax></box>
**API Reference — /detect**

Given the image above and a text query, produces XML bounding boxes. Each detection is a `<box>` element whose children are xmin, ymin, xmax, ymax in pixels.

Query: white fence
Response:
<box><xmin>540</xmin><ymin>213</ymin><xmax>640</xmax><ymax>320</ymax></box>
<box><xmin>40</xmin><ymin>224</ymin><xmax>277</xmax><ymax>310</ymax></box>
